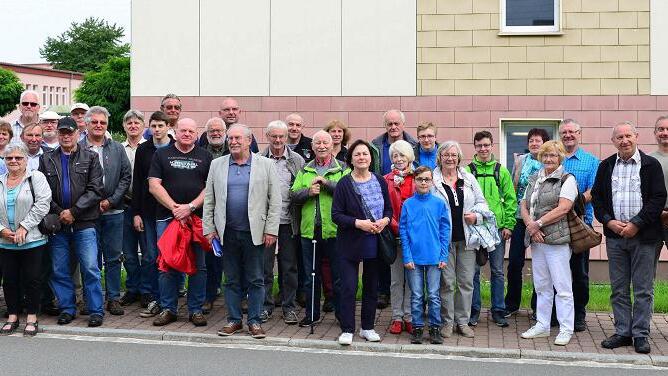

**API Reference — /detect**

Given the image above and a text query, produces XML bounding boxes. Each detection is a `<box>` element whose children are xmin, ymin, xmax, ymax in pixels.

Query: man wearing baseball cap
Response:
<box><xmin>39</xmin><ymin>116</ymin><xmax>105</xmax><ymax>327</ymax></box>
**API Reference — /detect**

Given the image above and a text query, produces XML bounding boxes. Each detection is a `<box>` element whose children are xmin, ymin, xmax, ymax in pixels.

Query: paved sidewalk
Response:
<box><xmin>16</xmin><ymin>297</ymin><xmax>668</xmax><ymax>359</ymax></box>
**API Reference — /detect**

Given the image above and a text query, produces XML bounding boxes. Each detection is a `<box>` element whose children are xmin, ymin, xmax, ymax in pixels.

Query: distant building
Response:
<box><xmin>0</xmin><ymin>62</ymin><xmax>83</xmax><ymax>122</ymax></box>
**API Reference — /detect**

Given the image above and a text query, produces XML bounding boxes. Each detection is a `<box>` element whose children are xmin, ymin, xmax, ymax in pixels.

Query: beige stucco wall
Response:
<box><xmin>417</xmin><ymin>0</ymin><xmax>650</xmax><ymax>95</ymax></box>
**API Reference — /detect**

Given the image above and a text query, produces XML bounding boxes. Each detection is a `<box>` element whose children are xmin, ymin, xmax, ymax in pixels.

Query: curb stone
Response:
<box><xmin>520</xmin><ymin>349</ymin><xmax>653</xmax><ymax>366</ymax></box>
<box><xmin>41</xmin><ymin>325</ymin><xmax>666</xmax><ymax>368</ymax></box>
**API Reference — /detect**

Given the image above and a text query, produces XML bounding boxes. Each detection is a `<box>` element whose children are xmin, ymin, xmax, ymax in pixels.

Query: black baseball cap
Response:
<box><xmin>57</xmin><ymin>116</ymin><xmax>78</xmax><ymax>132</ymax></box>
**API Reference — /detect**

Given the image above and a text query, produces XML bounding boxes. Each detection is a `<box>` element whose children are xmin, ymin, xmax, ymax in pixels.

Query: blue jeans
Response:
<box><xmin>141</xmin><ymin>215</ymin><xmax>160</xmax><ymax>300</ymax></box>
<box><xmin>300</xmin><ymin>237</ymin><xmax>341</xmax><ymax>321</ymax></box>
<box><xmin>471</xmin><ymin>231</ymin><xmax>506</xmax><ymax>319</ymax></box>
<box><xmin>50</xmin><ymin>227</ymin><xmax>104</xmax><ymax>316</ymax></box>
<box><xmin>156</xmin><ymin>218</ymin><xmax>206</xmax><ymax>315</ymax></box>
<box><xmin>122</xmin><ymin>208</ymin><xmax>146</xmax><ymax>295</ymax></box>
<box><xmin>407</xmin><ymin>265</ymin><xmax>442</xmax><ymax>328</ymax></box>
<box><xmin>205</xmin><ymin>250</ymin><xmax>223</xmax><ymax>303</ymax></box>
<box><xmin>96</xmin><ymin>212</ymin><xmax>124</xmax><ymax>301</ymax></box>
<box><xmin>223</xmin><ymin>229</ymin><xmax>265</xmax><ymax>325</ymax></box>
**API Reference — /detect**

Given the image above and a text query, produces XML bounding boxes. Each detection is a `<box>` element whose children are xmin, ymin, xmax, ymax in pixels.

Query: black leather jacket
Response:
<box><xmin>38</xmin><ymin>146</ymin><xmax>104</xmax><ymax>230</ymax></box>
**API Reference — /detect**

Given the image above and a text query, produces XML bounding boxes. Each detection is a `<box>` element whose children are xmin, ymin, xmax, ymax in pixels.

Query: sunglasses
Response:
<box><xmin>5</xmin><ymin>156</ymin><xmax>24</xmax><ymax>161</ymax></box>
<box><xmin>163</xmin><ymin>105</ymin><xmax>181</xmax><ymax>110</ymax></box>
<box><xmin>22</xmin><ymin>102</ymin><xmax>39</xmax><ymax>107</ymax></box>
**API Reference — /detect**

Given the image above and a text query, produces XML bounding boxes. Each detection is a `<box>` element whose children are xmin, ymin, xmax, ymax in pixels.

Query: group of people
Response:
<box><xmin>0</xmin><ymin>90</ymin><xmax>665</xmax><ymax>354</ymax></box>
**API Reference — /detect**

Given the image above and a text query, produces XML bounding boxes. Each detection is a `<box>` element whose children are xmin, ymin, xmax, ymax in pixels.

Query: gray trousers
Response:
<box><xmin>263</xmin><ymin>224</ymin><xmax>299</xmax><ymax>314</ymax></box>
<box><xmin>390</xmin><ymin>240</ymin><xmax>411</xmax><ymax>321</ymax></box>
<box><xmin>440</xmin><ymin>241</ymin><xmax>476</xmax><ymax>326</ymax></box>
<box><xmin>607</xmin><ymin>237</ymin><xmax>657</xmax><ymax>338</ymax></box>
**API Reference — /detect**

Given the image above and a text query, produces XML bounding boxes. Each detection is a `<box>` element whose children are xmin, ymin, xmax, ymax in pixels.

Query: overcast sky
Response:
<box><xmin>0</xmin><ymin>0</ymin><xmax>131</xmax><ymax>64</ymax></box>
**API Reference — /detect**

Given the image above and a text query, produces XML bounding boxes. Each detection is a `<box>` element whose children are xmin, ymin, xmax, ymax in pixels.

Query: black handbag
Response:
<box><xmin>475</xmin><ymin>246</ymin><xmax>488</xmax><ymax>266</ymax></box>
<box><xmin>351</xmin><ymin>177</ymin><xmax>397</xmax><ymax>264</ymax></box>
<box><xmin>27</xmin><ymin>177</ymin><xmax>61</xmax><ymax>235</ymax></box>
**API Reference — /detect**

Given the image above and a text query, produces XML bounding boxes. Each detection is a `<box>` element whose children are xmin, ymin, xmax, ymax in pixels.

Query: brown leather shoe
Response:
<box><xmin>153</xmin><ymin>310</ymin><xmax>177</xmax><ymax>326</ymax></box>
<box><xmin>248</xmin><ymin>323</ymin><xmax>266</xmax><ymax>339</ymax></box>
<box><xmin>218</xmin><ymin>321</ymin><xmax>243</xmax><ymax>336</ymax></box>
<box><xmin>189</xmin><ymin>313</ymin><xmax>207</xmax><ymax>327</ymax></box>
<box><xmin>106</xmin><ymin>300</ymin><xmax>125</xmax><ymax>316</ymax></box>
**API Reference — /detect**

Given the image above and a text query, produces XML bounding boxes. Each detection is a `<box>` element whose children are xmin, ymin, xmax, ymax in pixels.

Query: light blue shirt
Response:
<box><xmin>562</xmin><ymin>147</ymin><xmax>599</xmax><ymax>225</ymax></box>
<box><xmin>225</xmin><ymin>156</ymin><xmax>252</xmax><ymax>232</ymax></box>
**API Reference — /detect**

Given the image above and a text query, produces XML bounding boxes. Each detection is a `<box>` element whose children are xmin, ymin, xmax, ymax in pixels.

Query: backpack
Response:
<box><xmin>560</xmin><ymin>174</ymin><xmax>585</xmax><ymax>217</ymax></box>
<box><xmin>468</xmin><ymin>162</ymin><xmax>501</xmax><ymax>193</ymax></box>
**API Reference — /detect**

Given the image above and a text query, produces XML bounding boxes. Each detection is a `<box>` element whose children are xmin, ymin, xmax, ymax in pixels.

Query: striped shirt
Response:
<box><xmin>612</xmin><ymin>149</ymin><xmax>642</xmax><ymax>222</ymax></box>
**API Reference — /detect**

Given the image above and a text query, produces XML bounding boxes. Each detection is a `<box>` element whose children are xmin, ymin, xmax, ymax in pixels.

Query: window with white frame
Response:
<box><xmin>500</xmin><ymin>0</ymin><xmax>560</xmax><ymax>34</ymax></box>
<box><xmin>500</xmin><ymin>119</ymin><xmax>560</xmax><ymax>170</ymax></box>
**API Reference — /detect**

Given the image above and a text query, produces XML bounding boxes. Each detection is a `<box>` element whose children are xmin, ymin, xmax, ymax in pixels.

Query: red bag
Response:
<box><xmin>157</xmin><ymin>216</ymin><xmax>212</xmax><ymax>276</ymax></box>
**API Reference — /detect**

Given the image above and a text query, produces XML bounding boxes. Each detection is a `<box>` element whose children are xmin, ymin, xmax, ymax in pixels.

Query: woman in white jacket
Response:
<box><xmin>432</xmin><ymin>140</ymin><xmax>489</xmax><ymax>339</ymax></box>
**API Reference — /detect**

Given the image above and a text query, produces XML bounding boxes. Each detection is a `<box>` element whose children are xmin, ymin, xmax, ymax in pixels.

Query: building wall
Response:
<box><xmin>131</xmin><ymin>0</ymin><xmax>416</xmax><ymax>96</ymax></box>
<box><xmin>417</xmin><ymin>0</ymin><xmax>650</xmax><ymax>95</ymax></box>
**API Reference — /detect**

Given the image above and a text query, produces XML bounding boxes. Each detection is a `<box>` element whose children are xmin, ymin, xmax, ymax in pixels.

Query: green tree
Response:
<box><xmin>0</xmin><ymin>68</ymin><xmax>24</xmax><ymax>117</ymax></box>
<box><xmin>75</xmin><ymin>57</ymin><xmax>130</xmax><ymax>133</ymax></box>
<box><xmin>40</xmin><ymin>17</ymin><xmax>130</xmax><ymax>73</ymax></box>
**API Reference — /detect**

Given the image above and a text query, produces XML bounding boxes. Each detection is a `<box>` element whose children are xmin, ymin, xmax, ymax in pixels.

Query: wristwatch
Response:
<box><xmin>536</xmin><ymin>219</ymin><xmax>544</xmax><ymax>228</ymax></box>
<box><xmin>188</xmin><ymin>203</ymin><xmax>196</xmax><ymax>212</ymax></box>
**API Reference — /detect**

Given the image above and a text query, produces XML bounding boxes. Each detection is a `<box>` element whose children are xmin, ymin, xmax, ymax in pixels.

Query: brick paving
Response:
<box><xmin>15</xmin><ymin>297</ymin><xmax>668</xmax><ymax>356</ymax></box>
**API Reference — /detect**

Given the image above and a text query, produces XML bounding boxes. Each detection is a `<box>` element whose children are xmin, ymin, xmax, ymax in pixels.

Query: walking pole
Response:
<box><xmin>310</xmin><ymin>238</ymin><xmax>317</xmax><ymax>334</ymax></box>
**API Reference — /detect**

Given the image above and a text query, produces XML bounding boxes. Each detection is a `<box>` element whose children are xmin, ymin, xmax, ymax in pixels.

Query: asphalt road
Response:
<box><xmin>1</xmin><ymin>334</ymin><xmax>665</xmax><ymax>376</ymax></box>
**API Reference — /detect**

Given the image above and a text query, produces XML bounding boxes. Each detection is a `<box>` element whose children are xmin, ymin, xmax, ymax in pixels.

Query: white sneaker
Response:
<box><xmin>359</xmin><ymin>329</ymin><xmax>381</xmax><ymax>342</ymax></box>
<box><xmin>554</xmin><ymin>330</ymin><xmax>572</xmax><ymax>346</ymax></box>
<box><xmin>338</xmin><ymin>332</ymin><xmax>353</xmax><ymax>346</ymax></box>
<box><xmin>521</xmin><ymin>325</ymin><xmax>550</xmax><ymax>339</ymax></box>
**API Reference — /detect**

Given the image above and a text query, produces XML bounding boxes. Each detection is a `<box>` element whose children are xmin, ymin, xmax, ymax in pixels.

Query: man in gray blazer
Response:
<box><xmin>203</xmin><ymin>124</ymin><xmax>281</xmax><ymax>339</ymax></box>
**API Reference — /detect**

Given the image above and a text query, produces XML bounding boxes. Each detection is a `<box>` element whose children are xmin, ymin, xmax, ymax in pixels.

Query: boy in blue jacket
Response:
<box><xmin>399</xmin><ymin>166</ymin><xmax>451</xmax><ymax>344</ymax></box>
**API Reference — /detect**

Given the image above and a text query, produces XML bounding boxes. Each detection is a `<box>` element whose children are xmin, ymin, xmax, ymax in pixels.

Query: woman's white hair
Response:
<box><xmin>388</xmin><ymin>140</ymin><xmax>415</xmax><ymax>164</ymax></box>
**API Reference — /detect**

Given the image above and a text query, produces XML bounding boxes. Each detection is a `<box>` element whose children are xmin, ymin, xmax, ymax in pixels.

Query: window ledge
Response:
<box><xmin>498</xmin><ymin>31</ymin><xmax>564</xmax><ymax>36</ymax></box>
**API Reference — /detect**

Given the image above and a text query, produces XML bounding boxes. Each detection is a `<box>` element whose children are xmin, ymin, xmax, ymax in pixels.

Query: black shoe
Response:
<box><xmin>492</xmin><ymin>311</ymin><xmax>509</xmax><ymax>327</ymax></box>
<box><xmin>88</xmin><ymin>314</ymin><xmax>103</xmax><ymax>327</ymax></box>
<box><xmin>410</xmin><ymin>327</ymin><xmax>423</xmax><ymax>344</ymax></box>
<box><xmin>504</xmin><ymin>309</ymin><xmax>519</xmax><ymax>318</ymax></box>
<box><xmin>140</xmin><ymin>294</ymin><xmax>154</xmax><ymax>308</ymax></box>
<box><xmin>322</xmin><ymin>300</ymin><xmax>334</xmax><ymax>313</ymax></box>
<box><xmin>601</xmin><ymin>334</ymin><xmax>633</xmax><ymax>349</ymax></box>
<box><xmin>377</xmin><ymin>294</ymin><xmax>389</xmax><ymax>309</ymax></box>
<box><xmin>299</xmin><ymin>316</ymin><xmax>322</xmax><ymax>327</ymax></box>
<box><xmin>106</xmin><ymin>300</ymin><xmax>125</xmax><ymax>316</ymax></box>
<box><xmin>260</xmin><ymin>310</ymin><xmax>272</xmax><ymax>323</ymax></box>
<box><xmin>634</xmin><ymin>337</ymin><xmax>651</xmax><ymax>354</ymax></box>
<box><xmin>574</xmin><ymin>320</ymin><xmax>587</xmax><ymax>332</ymax></box>
<box><xmin>119</xmin><ymin>292</ymin><xmax>139</xmax><ymax>306</ymax></box>
<box><xmin>57</xmin><ymin>312</ymin><xmax>75</xmax><ymax>325</ymax></box>
<box><xmin>469</xmin><ymin>309</ymin><xmax>480</xmax><ymax>326</ymax></box>
<box><xmin>429</xmin><ymin>327</ymin><xmax>443</xmax><ymax>344</ymax></box>
<box><xmin>0</xmin><ymin>320</ymin><xmax>20</xmax><ymax>335</ymax></box>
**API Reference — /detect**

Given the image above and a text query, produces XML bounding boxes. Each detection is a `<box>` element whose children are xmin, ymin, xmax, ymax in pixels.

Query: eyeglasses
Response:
<box><xmin>542</xmin><ymin>153</ymin><xmax>560</xmax><ymax>159</ymax></box>
<box><xmin>22</xmin><ymin>102</ymin><xmax>39</xmax><ymax>107</ymax></box>
<box><xmin>5</xmin><ymin>156</ymin><xmax>24</xmax><ymax>161</ymax></box>
<box><xmin>415</xmin><ymin>177</ymin><xmax>432</xmax><ymax>183</ymax></box>
<box><xmin>440</xmin><ymin>153</ymin><xmax>459</xmax><ymax>159</ymax></box>
<box><xmin>474</xmin><ymin>143</ymin><xmax>492</xmax><ymax>149</ymax></box>
<box><xmin>162</xmin><ymin>105</ymin><xmax>182</xmax><ymax>110</ymax></box>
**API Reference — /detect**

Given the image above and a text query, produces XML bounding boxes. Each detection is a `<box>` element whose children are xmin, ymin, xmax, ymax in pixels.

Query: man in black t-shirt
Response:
<box><xmin>148</xmin><ymin>118</ymin><xmax>212</xmax><ymax>327</ymax></box>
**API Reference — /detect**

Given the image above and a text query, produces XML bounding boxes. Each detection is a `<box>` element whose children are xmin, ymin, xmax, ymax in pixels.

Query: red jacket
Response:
<box><xmin>384</xmin><ymin>170</ymin><xmax>415</xmax><ymax>236</ymax></box>
<box><xmin>157</xmin><ymin>215</ymin><xmax>212</xmax><ymax>275</ymax></box>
